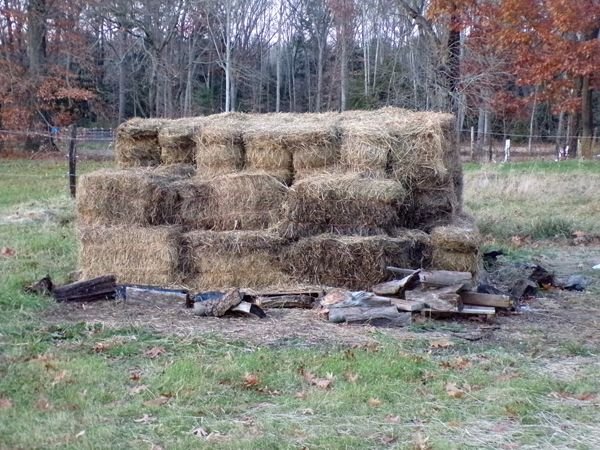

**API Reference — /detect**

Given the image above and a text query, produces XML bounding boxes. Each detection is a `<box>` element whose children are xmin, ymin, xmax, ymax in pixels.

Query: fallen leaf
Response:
<box><xmin>0</xmin><ymin>247</ymin><xmax>15</xmax><ymax>257</ymax></box>
<box><xmin>550</xmin><ymin>391</ymin><xmax>597</xmax><ymax>401</ymax></box>
<box><xmin>129</xmin><ymin>370</ymin><xmax>142</xmax><ymax>381</ymax></box>
<box><xmin>445</xmin><ymin>382</ymin><xmax>465</xmax><ymax>399</ymax></box>
<box><xmin>93</xmin><ymin>342</ymin><xmax>110</xmax><ymax>353</ymax></box>
<box><xmin>0</xmin><ymin>398</ymin><xmax>13</xmax><ymax>409</ymax></box>
<box><xmin>440</xmin><ymin>357</ymin><xmax>471</xmax><ymax>371</ymax></box>
<box><xmin>143</xmin><ymin>395</ymin><xmax>171</xmax><ymax>407</ymax></box>
<box><xmin>144</xmin><ymin>347</ymin><xmax>166</xmax><ymax>359</ymax></box>
<box><xmin>301</xmin><ymin>369</ymin><xmax>334</xmax><ymax>389</ymax></box>
<box><xmin>36</xmin><ymin>397</ymin><xmax>52</xmax><ymax>411</ymax></box>
<box><xmin>412</xmin><ymin>431</ymin><xmax>432</xmax><ymax>450</ymax></box>
<box><xmin>301</xmin><ymin>408</ymin><xmax>314</xmax><ymax>415</ymax></box>
<box><xmin>75</xmin><ymin>430</ymin><xmax>85</xmax><ymax>438</ymax></box>
<box><xmin>430</xmin><ymin>339</ymin><xmax>454</xmax><ymax>349</ymax></box>
<box><xmin>380</xmin><ymin>434</ymin><xmax>397</xmax><ymax>445</ymax></box>
<box><xmin>368</xmin><ymin>398</ymin><xmax>382</xmax><ymax>408</ymax></box>
<box><xmin>243</xmin><ymin>373</ymin><xmax>260</xmax><ymax>388</ymax></box>
<box><xmin>133</xmin><ymin>414</ymin><xmax>155</xmax><ymax>424</ymax></box>
<box><xmin>344</xmin><ymin>372</ymin><xmax>359</xmax><ymax>383</ymax></box>
<box><xmin>128</xmin><ymin>384</ymin><xmax>148</xmax><ymax>395</ymax></box>
<box><xmin>385</xmin><ymin>414</ymin><xmax>400</xmax><ymax>423</ymax></box>
<box><xmin>52</xmin><ymin>370</ymin><xmax>69</xmax><ymax>385</ymax></box>
<box><xmin>294</xmin><ymin>391</ymin><xmax>307</xmax><ymax>400</ymax></box>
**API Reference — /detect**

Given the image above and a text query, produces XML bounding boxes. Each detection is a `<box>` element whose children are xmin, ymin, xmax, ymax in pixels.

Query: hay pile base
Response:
<box><xmin>115</xmin><ymin>118</ymin><xmax>165</xmax><ymax>168</ymax></box>
<box><xmin>200</xmin><ymin>172</ymin><xmax>288</xmax><ymax>231</ymax></box>
<box><xmin>430</xmin><ymin>223</ymin><xmax>482</xmax><ymax>275</ymax></box>
<box><xmin>284</xmin><ymin>232</ymin><xmax>430</xmax><ymax>290</ymax></box>
<box><xmin>158</xmin><ymin>118</ymin><xmax>202</xmax><ymax>164</ymax></box>
<box><xmin>184</xmin><ymin>230</ymin><xmax>289</xmax><ymax>290</ymax></box>
<box><xmin>195</xmin><ymin>113</ymin><xmax>247</xmax><ymax>175</ymax></box>
<box><xmin>79</xmin><ymin>225</ymin><xmax>182</xmax><ymax>285</ymax></box>
<box><xmin>77</xmin><ymin>169</ymin><xmax>179</xmax><ymax>226</ymax></box>
<box><xmin>279</xmin><ymin>174</ymin><xmax>407</xmax><ymax>238</ymax></box>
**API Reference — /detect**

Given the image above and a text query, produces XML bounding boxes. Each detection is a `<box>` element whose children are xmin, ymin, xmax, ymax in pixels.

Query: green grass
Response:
<box><xmin>1</xmin><ymin>159</ymin><xmax>600</xmax><ymax>448</ymax></box>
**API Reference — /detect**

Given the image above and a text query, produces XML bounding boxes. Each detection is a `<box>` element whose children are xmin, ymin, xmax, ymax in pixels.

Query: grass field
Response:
<box><xmin>1</xmin><ymin>160</ymin><xmax>599</xmax><ymax>449</ymax></box>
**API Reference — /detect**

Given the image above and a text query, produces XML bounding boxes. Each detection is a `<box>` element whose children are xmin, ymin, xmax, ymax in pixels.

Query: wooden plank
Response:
<box><xmin>460</xmin><ymin>291</ymin><xmax>512</xmax><ymax>308</ymax></box>
<box><xmin>328</xmin><ymin>306</ymin><xmax>410</xmax><ymax>326</ymax></box>
<box><xmin>372</xmin><ymin>270</ymin><xmax>421</xmax><ymax>296</ymax></box>
<box><xmin>124</xmin><ymin>286</ymin><xmax>189</xmax><ymax>305</ymax></box>
<box><xmin>460</xmin><ymin>304</ymin><xmax>496</xmax><ymax>315</ymax></box>
<box><xmin>255</xmin><ymin>294</ymin><xmax>314</xmax><ymax>309</ymax></box>
<box><xmin>52</xmin><ymin>276</ymin><xmax>117</xmax><ymax>302</ymax></box>
<box><xmin>405</xmin><ymin>288</ymin><xmax>459</xmax><ymax>312</ymax></box>
<box><xmin>386</xmin><ymin>267</ymin><xmax>473</xmax><ymax>289</ymax></box>
<box><xmin>322</xmin><ymin>290</ymin><xmax>390</xmax><ymax>308</ymax></box>
<box><xmin>391</xmin><ymin>298</ymin><xmax>425</xmax><ymax>312</ymax></box>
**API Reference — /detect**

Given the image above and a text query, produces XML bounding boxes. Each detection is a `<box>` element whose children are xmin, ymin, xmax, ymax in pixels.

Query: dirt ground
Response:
<box><xmin>43</xmin><ymin>244</ymin><xmax>600</xmax><ymax>352</ymax></box>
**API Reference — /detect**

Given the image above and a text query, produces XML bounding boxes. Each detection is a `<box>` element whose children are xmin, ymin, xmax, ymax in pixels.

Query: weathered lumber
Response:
<box><xmin>231</xmin><ymin>301</ymin><xmax>267</xmax><ymax>318</ymax></box>
<box><xmin>123</xmin><ymin>286</ymin><xmax>189</xmax><ymax>305</ymax></box>
<box><xmin>328</xmin><ymin>306</ymin><xmax>411</xmax><ymax>326</ymax></box>
<box><xmin>391</xmin><ymin>298</ymin><xmax>425</xmax><ymax>312</ymax></box>
<box><xmin>460</xmin><ymin>291</ymin><xmax>512</xmax><ymax>308</ymax></box>
<box><xmin>510</xmin><ymin>278</ymin><xmax>538</xmax><ymax>300</ymax></box>
<box><xmin>372</xmin><ymin>269</ymin><xmax>421</xmax><ymax>296</ymax></box>
<box><xmin>322</xmin><ymin>290</ymin><xmax>391</xmax><ymax>308</ymax></box>
<box><xmin>386</xmin><ymin>267</ymin><xmax>473</xmax><ymax>290</ymax></box>
<box><xmin>459</xmin><ymin>304</ymin><xmax>496</xmax><ymax>315</ymax></box>
<box><xmin>405</xmin><ymin>287</ymin><xmax>459</xmax><ymax>312</ymax></box>
<box><xmin>193</xmin><ymin>288</ymin><xmax>242</xmax><ymax>317</ymax></box>
<box><xmin>52</xmin><ymin>276</ymin><xmax>116</xmax><ymax>302</ymax></box>
<box><xmin>255</xmin><ymin>294</ymin><xmax>314</xmax><ymax>309</ymax></box>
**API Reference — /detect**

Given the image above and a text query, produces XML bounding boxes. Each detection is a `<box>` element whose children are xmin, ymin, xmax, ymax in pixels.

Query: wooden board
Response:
<box><xmin>460</xmin><ymin>292</ymin><xmax>512</xmax><ymax>308</ymax></box>
<box><xmin>328</xmin><ymin>306</ymin><xmax>411</xmax><ymax>326</ymax></box>
<box><xmin>255</xmin><ymin>294</ymin><xmax>314</xmax><ymax>309</ymax></box>
<box><xmin>391</xmin><ymin>298</ymin><xmax>425</xmax><ymax>312</ymax></box>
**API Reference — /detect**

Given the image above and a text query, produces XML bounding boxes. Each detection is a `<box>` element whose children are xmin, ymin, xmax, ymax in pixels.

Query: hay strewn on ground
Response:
<box><xmin>279</xmin><ymin>174</ymin><xmax>407</xmax><ymax>238</ymax></box>
<box><xmin>78</xmin><ymin>225</ymin><xmax>182</xmax><ymax>285</ymax></box>
<box><xmin>183</xmin><ymin>230</ymin><xmax>290</xmax><ymax>289</ymax></box>
<box><xmin>283</xmin><ymin>232</ymin><xmax>431</xmax><ymax>289</ymax></box>
<box><xmin>158</xmin><ymin>118</ymin><xmax>203</xmax><ymax>165</ymax></box>
<box><xmin>77</xmin><ymin>169</ymin><xmax>179</xmax><ymax>226</ymax></box>
<box><xmin>115</xmin><ymin>118</ymin><xmax>166</xmax><ymax>168</ymax></box>
<box><xmin>195</xmin><ymin>113</ymin><xmax>247</xmax><ymax>175</ymax></box>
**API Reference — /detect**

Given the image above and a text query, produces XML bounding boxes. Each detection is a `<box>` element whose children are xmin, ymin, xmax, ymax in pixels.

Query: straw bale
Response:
<box><xmin>430</xmin><ymin>224</ymin><xmax>482</xmax><ymax>253</ymax></box>
<box><xmin>339</xmin><ymin>119</ymin><xmax>391</xmax><ymax>177</ymax></box>
<box><xmin>158</xmin><ymin>118</ymin><xmax>203</xmax><ymax>164</ymax></box>
<box><xmin>115</xmin><ymin>118</ymin><xmax>166</xmax><ymax>168</ymax></box>
<box><xmin>171</xmin><ymin>178</ymin><xmax>213</xmax><ymax>229</ymax></box>
<box><xmin>243</xmin><ymin>116</ymin><xmax>294</xmax><ymax>174</ymax></box>
<box><xmin>77</xmin><ymin>169</ymin><xmax>179</xmax><ymax>226</ymax></box>
<box><xmin>279</xmin><ymin>174</ymin><xmax>407</xmax><ymax>238</ymax></box>
<box><xmin>200</xmin><ymin>172</ymin><xmax>288</xmax><ymax>230</ymax></box>
<box><xmin>431</xmin><ymin>248</ymin><xmax>481</xmax><ymax>275</ymax></box>
<box><xmin>403</xmin><ymin>180</ymin><xmax>458</xmax><ymax>230</ymax></box>
<box><xmin>152</xmin><ymin>163</ymin><xmax>196</xmax><ymax>178</ymax></box>
<box><xmin>195</xmin><ymin>113</ymin><xmax>247</xmax><ymax>175</ymax></box>
<box><xmin>78</xmin><ymin>225</ymin><xmax>182</xmax><ymax>285</ymax></box>
<box><xmin>283</xmin><ymin>232</ymin><xmax>430</xmax><ymax>290</ymax></box>
<box><xmin>183</xmin><ymin>230</ymin><xmax>290</xmax><ymax>290</ymax></box>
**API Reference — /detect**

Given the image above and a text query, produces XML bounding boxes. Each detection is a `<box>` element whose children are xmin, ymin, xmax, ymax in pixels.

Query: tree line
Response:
<box><xmin>0</xmin><ymin>0</ymin><xmax>598</xmax><ymax>158</ymax></box>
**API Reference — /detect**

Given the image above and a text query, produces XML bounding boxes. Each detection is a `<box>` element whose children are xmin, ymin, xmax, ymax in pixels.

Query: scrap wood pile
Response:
<box><xmin>76</xmin><ymin>108</ymin><xmax>482</xmax><ymax>297</ymax></box>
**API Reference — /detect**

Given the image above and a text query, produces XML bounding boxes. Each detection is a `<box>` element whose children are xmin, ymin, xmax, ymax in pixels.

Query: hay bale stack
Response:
<box><xmin>279</xmin><ymin>174</ymin><xmax>407</xmax><ymax>238</ymax></box>
<box><xmin>158</xmin><ymin>118</ymin><xmax>203</xmax><ymax>165</ymax></box>
<box><xmin>339</xmin><ymin>118</ymin><xmax>392</xmax><ymax>178</ymax></box>
<box><xmin>171</xmin><ymin>178</ymin><xmax>213</xmax><ymax>230</ymax></box>
<box><xmin>184</xmin><ymin>230</ymin><xmax>290</xmax><ymax>289</ymax></box>
<box><xmin>200</xmin><ymin>172</ymin><xmax>288</xmax><ymax>231</ymax></box>
<box><xmin>152</xmin><ymin>163</ymin><xmax>196</xmax><ymax>178</ymax></box>
<box><xmin>77</xmin><ymin>169</ymin><xmax>179</xmax><ymax>226</ymax></box>
<box><xmin>430</xmin><ymin>224</ymin><xmax>482</xmax><ymax>274</ymax></box>
<box><xmin>284</xmin><ymin>232</ymin><xmax>430</xmax><ymax>290</ymax></box>
<box><xmin>115</xmin><ymin>118</ymin><xmax>166</xmax><ymax>168</ymax></box>
<box><xmin>78</xmin><ymin>225</ymin><xmax>182</xmax><ymax>285</ymax></box>
<box><xmin>195</xmin><ymin>113</ymin><xmax>247</xmax><ymax>175</ymax></box>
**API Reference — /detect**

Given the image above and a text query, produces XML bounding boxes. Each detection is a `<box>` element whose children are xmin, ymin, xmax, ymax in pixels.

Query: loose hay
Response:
<box><xmin>279</xmin><ymin>174</ymin><xmax>407</xmax><ymax>238</ymax></box>
<box><xmin>115</xmin><ymin>118</ymin><xmax>165</xmax><ymax>168</ymax></box>
<box><xmin>77</xmin><ymin>169</ymin><xmax>179</xmax><ymax>226</ymax></box>
<box><xmin>284</xmin><ymin>232</ymin><xmax>430</xmax><ymax>290</ymax></box>
<box><xmin>158</xmin><ymin>118</ymin><xmax>203</xmax><ymax>164</ymax></box>
<box><xmin>183</xmin><ymin>230</ymin><xmax>290</xmax><ymax>290</ymax></box>
<box><xmin>195</xmin><ymin>113</ymin><xmax>247</xmax><ymax>175</ymax></box>
<box><xmin>79</xmin><ymin>225</ymin><xmax>182</xmax><ymax>285</ymax></box>
<box><xmin>201</xmin><ymin>172</ymin><xmax>288</xmax><ymax>230</ymax></box>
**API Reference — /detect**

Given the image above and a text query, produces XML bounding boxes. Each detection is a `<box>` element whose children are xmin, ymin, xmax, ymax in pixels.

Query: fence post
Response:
<box><xmin>69</xmin><ymin>125</ymin><xmax>78</xmax><ymax>198</ymax></box>
<box><xmin>470</xmin><ymin>126</ymin><xmax>475</xmax><ymax>161</ymax></box>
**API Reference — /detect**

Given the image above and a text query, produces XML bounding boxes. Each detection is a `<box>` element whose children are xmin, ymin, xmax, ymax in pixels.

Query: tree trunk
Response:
<box><xmin>27</xmin><ymin>0</ymin><xmax>47</xmax><ymax>76</ymax></box>
<box><xmin>118</xmin><ymin>27</ymin><xmax>127</xmax><ymax>124</ymax></box>
<box><xmin>340</xmin><ymin>28</ymin><xmax>348</xmax><ymax>111</ymax></box>
<box><xmin>316</xmin><ymin>44</ymin><xmax>324</xmax><ymax>112</ymax></box>
<box><xmin>580</xmin><ymin>74</ymin><xmax>594</xmax><ymax>160</ymax></box>
<box><xmin>446</xmin><ymin>8</ymin><xmax>461</xmax><ymax>114</ymax></box>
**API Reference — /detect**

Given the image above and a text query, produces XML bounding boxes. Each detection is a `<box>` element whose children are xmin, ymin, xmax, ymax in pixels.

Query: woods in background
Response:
<box><xmin>0</xmin><ymin>0</ymin><xmax>598</xmax><ymax>158</ymax></box>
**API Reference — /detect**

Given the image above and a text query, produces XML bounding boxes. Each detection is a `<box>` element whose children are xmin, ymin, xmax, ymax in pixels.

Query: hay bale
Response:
<box><xmin>198</xmin><ymin>172</ymin><xmax>288</xmax><ymax>231</ymax></box>
<box><xmin>279</xmin><ymin>174</ymin><xmax>407</xmax><ymax>238</ymax></box>
<box><xmin>243</xmin><ymin>116</ymin><xmax>294</xmax><ymax>177</ymax></box>
<box><xmin>78</xmin><ymin>225</ymin><xmax>182</xmax><ymax>285</ymax></box>
<box><xmin>171</xmin><ymin>178</ymin><xmax>213</xmax><ymax>230</ymax></box>
<box><xmin>404</xmin><ymin>181</ymin><xmax>458</xmax><ymax>230</ymax></box>
<box><xmin>158</xmin><ymin>118</ymin><xmax>203</xmax><ymax>164</ymax></box>
<box><xmin>430</xmin><ymin>225</ymin><xmax>481</xmax><ymax>253</ymax></box>
<box><xmin>431</xmin><ymin>249</ymin><xmax>481</xmax><ymax>275</ymax></box>
<box><xmin>115</xmin><ymin>118</ymin><xmax>165</xmax><ymax>168</ymax></box>
<box><xmin>195</xmin><ymin>113</ymin><xmax>247</xmax><ymax>175</ymax></box>
<box><xmin>183</xmin><ymin>230</ymin><xmax>290</xmax><ymax>290</ymax></box>
<box><xmin>77</xmin><ymin>169</ymin><xmax>179</xmax><ymax>226</ymax></box>
<box><xmin>338</xmin><ymin>119</ymin><xmax>391</xmax><ymax>177</ymax></box>
<box><xmin>152</xmin><ymin>163</ymin><xmax>196</xmax><ymax>178</ymax></box>
<box><xmin>283</xmin><ymin>232</ymin><xmax>430</xmax><ymax>290</ymax></box>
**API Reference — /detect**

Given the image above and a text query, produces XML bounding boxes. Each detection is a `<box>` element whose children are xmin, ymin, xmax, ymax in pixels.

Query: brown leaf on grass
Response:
<box><xmin>344</xmin><ymin>372</ymin><xmax>359</xmax><ymax>383</ymax></box>
<box><xmin>367</xmin><ymin>398</ymin><xmax>382</xmax><ymax>408</ymax></box>
<box><xmin>52</xmin><ymin>370</ymin><xmax>70</xmax><ymax>385</ymax></box>
<box><xmin>143</xmin><ymin>395</ymin><xmax>171</xmax><ymax>407</ymax></box>
<box><xmin>430</xmin><ymin>339</ymin><xmax>454</xmax><ymax>349</ymax></box>
<box><xmin>243</xmin><ymin>373</ymin><xmax>260</xmax><ymax>388</ymax></box>
<box><xmin>0</xmin><ymin>398</ymin><xmax>13</xmax><ymax>409</ymax></box>
<box><xmin>93</xmin><ymin>342</ymin><xmax>111</xmax><ymax>353</ymax></box>
<box><xmin>385</xmin><ymin>414</ymin><xmax>400</xmax><ymax>423</ymax></box>
<box><xmin>445</xmin><ymin>382</ymin><xmax>465</xmax><ymax>399</ymax></box>
<box><xmin>144</xmin><ymin>347</ymin><xmax>166</xmax><ymax>359</ymax></box>
<box><xmin>550</xmin><ymin>391</ymin><xmax>598</xmax><ymax>401</ymax></box>
<box><xmin>0</xmin><ymin>247</ymin><xmax>15</xmax><ymax>257</ymax></box>
<box><xmin>129</xmin><ymin>370</ymin><xmax>142</xmax><ymax>381</ymax></box>
<box><xmin>133</xmin><ymin>414</ymin><xmax>155</xmax><ymax>424</ymax></box>
<box><xmin>380</xmin><ymin>434</ymin><xmax>397</xmax><ymax>445</ymax></box>
<box><xmin>412</xmin><ymin>431</ymin><xmax>432</xmax><ymax>450</ymax></box>
<box><xmin>36</xmin><ymin>396</ymin><xmax>52</xmax><ymax>411</ymax></box>
<box><xmin>301</xmin><ymin>369</ymin><xmax>334</xmax><ymax>389</ymax></box>
<box><xmin>294</xmin><ymin>391</ymin><xmax>307</xmax><ymax>400</ymax></box>
<box><xmin>128</xmin><ymin>384</ymin><xmax>148</xmax><ymax>395</ymax></box>
<box><xmin>440</xmin><ymin>357</ymin><xmax>471</xmax><ymax>371</ymax></box>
